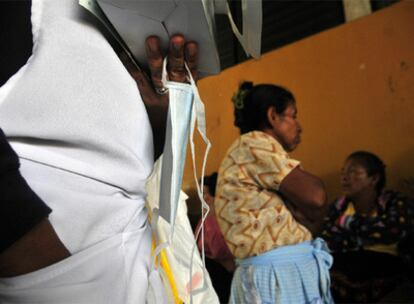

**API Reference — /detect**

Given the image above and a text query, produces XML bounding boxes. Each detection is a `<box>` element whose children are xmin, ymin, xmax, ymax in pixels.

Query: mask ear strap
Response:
<box><xmin>184</xmin><ymin>63</ymin><xmax>213</xmax><ymax>301</ymax></box>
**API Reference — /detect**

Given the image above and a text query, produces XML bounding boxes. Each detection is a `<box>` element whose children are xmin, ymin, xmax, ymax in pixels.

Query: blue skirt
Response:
<box><xmin>230</xmin><ymin>238</ymin><xmax>334</xmax><ymax>304</ymax></box>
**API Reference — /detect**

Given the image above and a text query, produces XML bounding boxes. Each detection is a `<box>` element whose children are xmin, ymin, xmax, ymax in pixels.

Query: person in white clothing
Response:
<box><xmin>0</xmin><ymin>0</ymin><xmax>198</xmax><ymax>303</ymax></box>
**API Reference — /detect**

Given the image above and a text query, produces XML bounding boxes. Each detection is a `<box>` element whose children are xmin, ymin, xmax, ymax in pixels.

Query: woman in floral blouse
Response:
<box><xmin>321</xmin><ymin>151</ymin><xmax>414</xmax><ymax>302</ymax></box>
<box><xmin>215</xmin><ymin>82</ymin><xmax>332</xmax><ymax>304</ymax></box>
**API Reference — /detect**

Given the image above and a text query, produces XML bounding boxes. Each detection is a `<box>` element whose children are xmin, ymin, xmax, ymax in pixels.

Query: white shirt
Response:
<box><xmin>0</xmin><ymin>0</ymin><xmax>154</xmax><ymax>254</ymax></box>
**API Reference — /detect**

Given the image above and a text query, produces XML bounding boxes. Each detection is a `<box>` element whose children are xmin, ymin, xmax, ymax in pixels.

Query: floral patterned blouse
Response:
<box><xmin>214</xmin><ymin>131</ymin><xmax>312</xmax><ymax>259</ymax></box>
<box><xmin>321</xmin><ymin>190</ymin><xmax>414</xmax><ymax>255</ymax></box>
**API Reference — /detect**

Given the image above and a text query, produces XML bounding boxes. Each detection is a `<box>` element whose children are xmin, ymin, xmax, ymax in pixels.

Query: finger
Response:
<box><xmin>145</xmin><ymin>36</ymin><xmax>164</xmax><ymax>89</ymax></box>
<box><xmin>185</xmin><ymin>41</ymin><xmax>198</xmax><ymax>82</ymax></box>
<box><xmin>167</xmin><ymin>34</ymin><xmax>186</xmax><ymax>82</ymax></box>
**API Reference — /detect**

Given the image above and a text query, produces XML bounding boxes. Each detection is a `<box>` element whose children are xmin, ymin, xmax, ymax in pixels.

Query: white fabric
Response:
<box><xmin>0</xmin><ymin>0</ymin><xmax>160</xmax><ymax>302</ymax></box>
<box><xmin>0</xmin><ymin>206</ymin><xmax>153</xmax><ymax>304</ymax></box>
<box><xmin>0</xmin><ymin>0</ymin><xmax>153</xmax><ymax>253</ymax></box>
<box><xmin>146</xmin><ymin>158</ymin><xmax>220</xmax><ymax>304</ymax></box>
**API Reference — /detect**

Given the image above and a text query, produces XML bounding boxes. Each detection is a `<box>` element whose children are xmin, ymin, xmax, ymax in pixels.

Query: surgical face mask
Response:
<box><xmin>157</xmin><ymin>58</ymin><xmax>211</xmax><ymax>238</ymax></box>
<box><xmin>148</xmin><ymin>59</ymin><xmax>212</xmax><ymax>303</ymax></box>
<box><xmin>158</xmin><ymin>76</ymin><xmax>194</xmax><ymax>231</ymax></box>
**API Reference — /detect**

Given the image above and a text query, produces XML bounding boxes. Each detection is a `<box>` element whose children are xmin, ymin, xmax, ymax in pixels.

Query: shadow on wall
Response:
<box><xmin>393</xmin><ymin>147</ymin><xmax>414</xmax><ymax>198</ymax></box>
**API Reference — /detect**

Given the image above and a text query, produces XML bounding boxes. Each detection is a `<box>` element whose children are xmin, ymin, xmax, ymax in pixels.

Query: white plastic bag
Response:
<box><xmin>146</xmin><ymin>158</ymin><xmax>219</xmax><ymax>304</ymax></box>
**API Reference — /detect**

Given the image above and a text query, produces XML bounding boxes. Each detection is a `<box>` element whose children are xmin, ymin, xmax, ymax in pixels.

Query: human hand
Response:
<box><xmin>284</xmin><ymin>200</ymin><xmax>325</xmax><ymax>236</ymax></box>
<box><xmin>284</xmin><ymin>200</ymin><xmax>309</xmax><ymax>225</ymax></box>
<box><xmin>121</xmin><ymin>34</ymin><xmax>198</xmax><ymax>159</ymax></box>
<box><xmin>124</xmin><ymin>34</ymin><xmax>198</xmax><ymax>107</ymax></box>
<box><xmin>145</xmin><ymin>34</ymin><xmax>198</xmax><ymax>91</ymax></box>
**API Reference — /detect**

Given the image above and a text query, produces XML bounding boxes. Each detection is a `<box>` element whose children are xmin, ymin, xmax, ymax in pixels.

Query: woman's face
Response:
<box><xmin>270</xmin><ymin>103</ymin><xmax>302</xmax><ymax>152</ymax></box>
<box><xmin>341</xmin><ymin>158</ymin><xmax>377</xmax><ymax>199</ymax></box>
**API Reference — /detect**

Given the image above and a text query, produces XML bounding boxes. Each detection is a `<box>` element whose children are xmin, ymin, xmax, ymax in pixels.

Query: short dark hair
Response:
<box><xmin>203</xmin><ymin>172</ymin><xmax>218</xmax><ymax>197</ymax></box>
<box><xmin>232</xmin><ymin>81</ymin><xmax>295</xmax><ymax>134</ymax></box>
<box><xmin>347</xmin><ymin>151</ymin><xmax>386</xmax><ymax>193</ymax></box>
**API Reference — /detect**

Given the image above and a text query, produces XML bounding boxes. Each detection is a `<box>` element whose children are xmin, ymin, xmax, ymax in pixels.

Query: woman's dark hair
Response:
<box><xmin>347</xmin><ymin>151</ymin><xmax>386</xmax><ymax>194</ymax></box>
<box><xmin>232</xmin><ymin>81</ymin><xmax>295</xmax><ymax>134</ymax></box>
<box><xmin>203</xmin><ymin>172</ymin><xmax>218</xmax><ymax>197</ymax></box>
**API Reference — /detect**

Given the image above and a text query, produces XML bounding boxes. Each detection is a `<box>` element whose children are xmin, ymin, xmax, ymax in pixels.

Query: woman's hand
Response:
<box><xmin>284</xmin><ymin>200</ymin><xmax>326</xmax><ymax>236</ymax></box>
<box><xmin>122</xmin><ymin>34</ymin><xmax>198</xmax><ymax>159</ymax></box>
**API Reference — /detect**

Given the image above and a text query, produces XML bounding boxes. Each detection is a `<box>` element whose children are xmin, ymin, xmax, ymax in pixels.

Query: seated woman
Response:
<box><xmin>215</xmin><ymin>82</ymin><xmax>332</xmax><ymax>304</ymax></box>
<box><xmin>321</xmin><ymin>151</ymin><xmax>414</xmax><ymax>303</ymax></box>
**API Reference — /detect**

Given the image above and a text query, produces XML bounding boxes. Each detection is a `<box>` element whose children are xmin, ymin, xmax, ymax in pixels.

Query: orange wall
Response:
<box><xmin>183</xmin><ymin>1</ymin><xmax>414</xmax><ymax>210</ymax></box>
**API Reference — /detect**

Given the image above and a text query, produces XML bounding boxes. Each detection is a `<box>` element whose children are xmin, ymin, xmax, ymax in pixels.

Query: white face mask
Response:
<box><xmin>157</xmin><ymin>59</ymin><xmax>211</xmax><ymax>237</ymax></box>
<box><xmin>148</xmin><ymin>59</ymin><xmax>212</xmax><ymax>302</ymax></box>
<box><xmin>158</xmin><ymin>74</ymin><xmax>194</xmax><ymax>231</ymax></box>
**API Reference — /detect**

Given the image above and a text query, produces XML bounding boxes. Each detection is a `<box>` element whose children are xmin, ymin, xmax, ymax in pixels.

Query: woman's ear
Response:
<box><xmin>370</xmin><ymin>174</ymin><xmax>380</xmax><ymax>188</ymax></box>
<box><xmin>266</xmin><ymin>106</ymin><xmax>278</xmax><ymax>127</ymax></box>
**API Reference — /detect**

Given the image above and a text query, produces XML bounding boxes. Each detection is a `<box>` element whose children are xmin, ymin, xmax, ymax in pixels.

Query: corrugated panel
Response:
<box><xmin>215</xmin><ymin>0</ymin><xmax>400</xmax><ymax>71</ymax></box>
<box><xmin>261</xmin><ymin>0</ymin><xmax>345</xmax><ymax>53</ymax></box>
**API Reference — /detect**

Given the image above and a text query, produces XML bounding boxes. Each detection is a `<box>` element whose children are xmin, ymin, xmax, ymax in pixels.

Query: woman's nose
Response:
<box><xmin>341</xmin><ymin>172</ymin><xmax>349</xmax><ymax>183</ymax></box>
<box><xmin>297</xmin><ymin>121</ymin><xmax>302</xmax><ymax>133</ymax></box>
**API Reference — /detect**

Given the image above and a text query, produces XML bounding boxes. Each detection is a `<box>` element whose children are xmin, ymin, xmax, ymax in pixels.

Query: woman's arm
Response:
<box><xmin>279</xmin><ymin>166</ymin><xmax>328</xmax><ymax>233</ymax></box>
<box><xmin>284</xmin><ymin>199</ymin><xmax>325</xmax><ymax>236</ymax></box>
